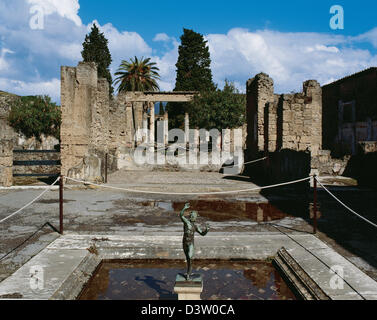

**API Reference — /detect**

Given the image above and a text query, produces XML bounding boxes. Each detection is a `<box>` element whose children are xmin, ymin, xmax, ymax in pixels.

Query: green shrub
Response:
<box><xmin>8</xmin><ymin>95</ymin><xmax>61</xmax><ymax>142</ymax></box>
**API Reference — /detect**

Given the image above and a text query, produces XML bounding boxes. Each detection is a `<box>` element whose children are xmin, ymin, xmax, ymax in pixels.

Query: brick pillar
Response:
<box><xmin>189</xmin><ymin>129</ymin><xmax>199</xmax><ymax>165</ymax></box>
<box><xmin>303</xmin><ymin>80</ymin><xmax>322</xmax><ymax>156</ymax></box>
<box><xmin>0</xmin><ymin>138</ymin><xmax>13</xmax><ymax>187</ymax></box>
<box><xmin>0</xmin><ymin>100</ymin><xmax>14</xmax><ymax>187</ymax></box>
<box><xmin>184</xmin><ymin>112</ymin><xmax>189</xmax><ymax>144</ymax></box>
<box><xmin>246</xmin><ymin>73</ymin><xmax>274</xmax><ymax>154</ymax></box>
<box><xmin>222</xmin><ymin>129</ymin><xmax>231</xmax><ymax>163</ymax></box>
<box><xmin>164</xmin><ymin>111</ymin><xmax>169</xmax><ymax>145</ymax></box>
<box><xmin>149</xmin><ymin>102</ymin><xmax>155</xmax><ymax>146</ymax></box>
<box><xmin>60</xmin><ymin>62</ymin><xmax>98</xmax><ymax>177</ymax></box>
<box><xmin>142</xmin><ymin>116</ymin><xmax>148</xmax><ymax>143</ymax></box>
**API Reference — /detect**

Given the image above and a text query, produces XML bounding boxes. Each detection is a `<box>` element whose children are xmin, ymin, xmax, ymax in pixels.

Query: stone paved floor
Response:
<box><xmin>0</xmin><ymin>170</ymin><xmax>376</xmax><ymax>283</ymax></box>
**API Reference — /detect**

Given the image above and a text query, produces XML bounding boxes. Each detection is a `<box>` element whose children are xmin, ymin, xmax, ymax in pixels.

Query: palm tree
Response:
<box><xmin>114</xmin><ymin>56</ymin><xmax>160</xmax><ymax>93</ymax></box>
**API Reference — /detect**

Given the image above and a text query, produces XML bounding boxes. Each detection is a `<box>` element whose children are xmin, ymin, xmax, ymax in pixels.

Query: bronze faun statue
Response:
<box><xmin>180</xmin><ymin>203</ymin><xmax>209</xmax><ymax>280</ymax></box>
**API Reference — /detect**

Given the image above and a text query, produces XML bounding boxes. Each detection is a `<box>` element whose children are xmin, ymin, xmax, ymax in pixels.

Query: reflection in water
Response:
<box><xmin>142</xmin><ymin>199</ymin><xmax>321</xmax><ymax>222</ymax></box>
<box><xmin>79</xmin><ymin>260</ymin><xmax>296</xmax><ymax>300</ymax></box>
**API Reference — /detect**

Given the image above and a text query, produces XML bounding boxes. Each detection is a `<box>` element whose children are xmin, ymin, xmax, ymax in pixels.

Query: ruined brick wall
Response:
<box><xmin>0</xmin><ymin>93</ymin><xmax>18</xmax><ymax>186</ymax></box>
<box><xmin>91</xmin><ymin>78</ymin><xmax>110</xmax><ymax>151</ymax></box>
<box><xmin>278</xmin><ymin>80</ymin><xmax>322</xmax><ymax>156</ymax></box>
<box><xmin>246</xmin><ymin>73</ymin><xmax>322</xmax><ymax>157</ymax></box>
<box><xmin>246</xmin><ymin>73</ymin><xmax>275</xmax><ymax>154</ymax></box>
<box><xmin>109</xmin><ymin>93</ymin><xmax>134</xmax><ymax>151</ymax></box>
<box><xmin>60</xmin><ymin>62</ymin><xmax>112</xmax><ymax>181</ymax></box>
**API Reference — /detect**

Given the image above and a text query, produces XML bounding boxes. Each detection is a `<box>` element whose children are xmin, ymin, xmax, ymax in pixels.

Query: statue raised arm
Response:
<box><xmin>179</xmin><ymin>202</ymin><xmax>210</xmax><ymax>280</ymax></box>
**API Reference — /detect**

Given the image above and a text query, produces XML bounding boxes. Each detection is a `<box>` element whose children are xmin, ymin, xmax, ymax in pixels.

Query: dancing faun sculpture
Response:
<box><xmin>180</xmin><ymin>203</ymin><xmax>209</xmax><ymax>280</ymax></box>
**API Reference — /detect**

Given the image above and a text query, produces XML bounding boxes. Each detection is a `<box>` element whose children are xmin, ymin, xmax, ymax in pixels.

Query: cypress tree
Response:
<box><xmin>167</xmin><ymin>28</ymin><xmax>215</xmax><ymax>129</ymax></box>
<box><xmin>82</xmin><ymin>24</ymin><xmax>113</xmax><ymax>96</ymax></box>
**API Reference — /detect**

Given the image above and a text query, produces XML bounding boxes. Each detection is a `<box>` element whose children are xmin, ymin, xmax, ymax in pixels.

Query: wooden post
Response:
<box><xmin>59</xmin><ymin>175</ymin><xmax>63</xmax><ymax>235</ymax></box>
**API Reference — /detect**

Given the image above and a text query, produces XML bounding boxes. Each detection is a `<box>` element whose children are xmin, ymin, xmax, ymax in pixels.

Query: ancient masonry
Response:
<box><xmin>60</xmin><ymin>62</ymin><xmax>211</xmax><ymax>181</ymax></box>
<box><xmin>246</xmin><ymin>73</ymin><xmax>325</xmax><ymax>176</ymax></box>
<box><xmin>0</xmin><ymin>93</ymin><xmax>17</xmax><ymax>187</ymax></box>
<box><xmin>61</xmin><ymin>62</ymin><xmax>110</xmax><ymax>181</ymax></box>
<box><xmin>3</xmin><ymin>63</ymin><xmax>373</xmax><ymax>186</ymax></box>
<box><xmin>246</xmin><ymin>73</ymin><xmax>322</xmax><ymax>156</ymax></box>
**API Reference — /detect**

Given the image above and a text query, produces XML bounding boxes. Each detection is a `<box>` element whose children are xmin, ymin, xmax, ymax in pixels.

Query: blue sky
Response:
<box><xmin>0</xmin><ymin>0</ymin><xmax>376</xmax><ymax>103</ymax></box>
<box><xmin>78</xmin><ymin>0</ymin><xmax>377</xmax><ymax>37</ymax></box>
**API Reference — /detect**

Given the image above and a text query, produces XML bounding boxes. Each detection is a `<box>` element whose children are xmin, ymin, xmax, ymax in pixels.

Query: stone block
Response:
<box><xmin>174</xmin><ymin>274</ymin><xmax>203</xmax><ymax>300</ymax></box>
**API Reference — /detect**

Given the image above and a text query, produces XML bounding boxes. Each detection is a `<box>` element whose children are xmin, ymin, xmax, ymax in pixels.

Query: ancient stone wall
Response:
<box><xmin>60</xmin><ymin>62</ymin><xmax>112</xmax><ymax>181</ymax></box>
<box><xmin>108</xmin><ymin>94</ymin><xmax>133</xmax><ymax>151</ymax></box>
<box><xmin>0</xmin><ymin>93</ymin><xmax>18</xmax><ymax>186</ymax></box>
<box><xmin>15</xmin><ymin>135</ymin><xmax>59</xmax><ymax>150</ymax></box>
<box><xmin>246</xmin><ymin>73</ymin><xmax>322</xmax><ymax>157</ymax></box>
<box><xmin>246</xmin><ymin>73</ymin><xmax>275</xmax><ymax>154</ymax></box>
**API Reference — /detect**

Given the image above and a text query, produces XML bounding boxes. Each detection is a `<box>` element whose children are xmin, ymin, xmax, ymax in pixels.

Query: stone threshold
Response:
<box><xmin>0</xmin><ymin>232</ymin><xmax>376</xmax><ymax>300</ymax></box>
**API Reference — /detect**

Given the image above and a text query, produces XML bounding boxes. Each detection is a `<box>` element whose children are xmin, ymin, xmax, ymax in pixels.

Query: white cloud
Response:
<box><xmin>153</xmin><ymin>33</ymin><xmax>171</xmax><ymax>42</ymax></box>
<box><xmin>0</xmin><ymin>1</ymin><xmax>376</xmax><ymax>102</ymax></box>
<box><xmin>355</xmin><ymin>27</ymin><xmax>377</xmax><ymax>48</ymax></box>
<box><xmin>27</xmin><ymin>0</ymin><xmax>82</xmax><ymax>26</ymax></box>
<box><xmin>0</xmin><ymin>48</ymin><xmax>14</xmax><ymax>71</ymax></box>
<box><xmin>306</xmin><ymin>45</ymin><xmax>340</xmax><ymax>53</ymax></box>
<box><xmin>0</xmin><ymin>77</ymin><xmax>60</xmax><ymax>101</ymax></box>
<box><xmin>205</xmin><ymin>28</ymin><xmax>377</xmax><ymax>93</ymax></box>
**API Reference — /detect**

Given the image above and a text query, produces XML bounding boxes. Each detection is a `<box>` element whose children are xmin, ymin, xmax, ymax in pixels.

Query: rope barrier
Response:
<box><xmin>243</xmin><ymin>157</ymin><xmax>268</xmax><ymax>166</ymax></box>
<box><xmin>315</xmin><ymin>177</ymin><xmax>377</xmax><ymax>229</ymax></box>
<box><xmin>64</xmin><ymin>176</ymin><xmax>310</xmax><ymax>196</ymax></box>
<box><xmin>0</xmin><ymin>176</ymin><xmax>60</xmax><ymax>224</ymax></box>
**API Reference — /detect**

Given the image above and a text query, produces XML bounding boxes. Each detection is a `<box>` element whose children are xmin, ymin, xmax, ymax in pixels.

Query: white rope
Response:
<box><xmin>0</xmin><ymin>176</ymin><xmax>60</xmax><ymax>224</ymax></box>
<box><xmin>64</xmin><ymin>176</ymin><xmax>310</xmax><ymax>196</ymax></box>
<box><xmin>243</xmin><ymin>157</ymin><xmax>268</xmax><ymax>165</ymax></box>
<box><xmin>315</xmin><ymin>177</ymin><xmax>377</xmax><ymax>229</ymax></box>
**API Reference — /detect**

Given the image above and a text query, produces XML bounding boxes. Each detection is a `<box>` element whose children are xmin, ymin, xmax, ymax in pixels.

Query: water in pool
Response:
<box><xmin>79</xmin><ymin>260</ymin><xmax>296</xmax><ymax>300</ymax></box>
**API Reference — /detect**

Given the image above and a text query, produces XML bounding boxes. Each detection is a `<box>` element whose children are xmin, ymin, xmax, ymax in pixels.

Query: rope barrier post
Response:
<box><xmin>105</xmin><ymin>153</ymin><xmax>108</xmax><ymax>184</ymax></box>
<box><xmin>313</xmin><ymin>175</ymin><xmax>318</xmax><ymax>234</ymax></box>
<box><xmin>59</xmin><ymin>175</ymin><xmax>63</xmax><ymax>235</ymax></box>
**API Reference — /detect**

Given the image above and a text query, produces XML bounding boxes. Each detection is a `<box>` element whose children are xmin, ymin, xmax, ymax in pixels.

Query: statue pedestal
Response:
<box><xmin>174</xmin><ymin>273</ymin><xmax>203</xmax><ymax>300</ymax></box>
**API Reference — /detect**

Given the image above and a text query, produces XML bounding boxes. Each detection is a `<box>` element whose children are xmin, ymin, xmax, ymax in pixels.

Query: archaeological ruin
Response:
<box><xmin>1</xmin><ymin>62</ymin><xmax>377</xmax><ymax>187</ymax></box>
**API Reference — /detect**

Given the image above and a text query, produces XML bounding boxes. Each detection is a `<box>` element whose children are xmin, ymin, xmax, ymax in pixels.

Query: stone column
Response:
<box><xmin>184</xmin><ymin>112</ymin><xmax>190</xmax><ymax>144</ymax></box>
<box><xmin>156</xmin><ymin>120</ymin><xmax>165</xmax><ymax>165</ymax></box>
<box><xmin>124</xmin><ymin>101</ymin><xmax>134</xmax><ymax>148</ymax></box>
<box><xmin>199</xmin><ymin>129</ymin><xmax>209</xmax><ymax>165</ymax></box>
<box><xmin>149</xmin><ymin>102</ymin><xmax>155</xmax><ymax>147</ymax></box>
<box><xmin>189</xmin><ymin>129</ymin><xmax>199</xmax><ymax>165</ymax></box>
<box><xmin>164</xmin><ymin>111</ymin><xmax>169</xmax><ymax>145</ymax></box>
<box><xmin>142</xmin><ymin>116</ymin><xmax>148</xmax><ymax>143</ymax></box>
<box><xmin>222</xmin><ymin>129</ymin><xmax>231</xmax><ymax>164</ymax></box>
<box><xmin>233</xmin><ymin>128</ymin><xmax>244</xmax><ymax>173</ymax></box>
<box><xmin>210</xmin><ymin>129</ymin><xmax>221</xmax><ymax>165</ymax></box>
